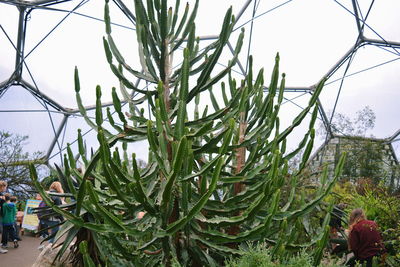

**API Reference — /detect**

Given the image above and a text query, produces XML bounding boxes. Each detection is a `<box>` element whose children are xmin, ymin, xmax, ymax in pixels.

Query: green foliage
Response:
<box><xmin>317</xmin><ymin>106</ymin><xmax>375</xmax><ymax>138</ymax></box>
<box><xmin>224</xmin><ymin>242</ymin><xmax>345</xmax><ymax>267</ymax></box>
<box><xmin>30</xmin><ymin>1</ymin><xmax>346</xmax><ymax>266</ymax></box>
<box><xmin>0</xmin><ymin>130</ymin><xmax>45</xmax><ymax>200</ymax></box>
<box><xmin>331</xmin><ymin>181</ymin><xmax>400</xmax><ymax>264</ymax></box>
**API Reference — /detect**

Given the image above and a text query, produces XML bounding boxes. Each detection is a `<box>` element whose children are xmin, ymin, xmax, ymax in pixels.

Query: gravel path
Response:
<box><xmin>0</xmin><ymin>233</ymin><xmax>42</xmax><ymax>267</ymax></box>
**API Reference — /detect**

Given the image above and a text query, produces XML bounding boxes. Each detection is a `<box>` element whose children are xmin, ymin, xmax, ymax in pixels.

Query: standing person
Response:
<box><xmin>49</xmin><ymin>181</ymin><xmax>65</xmax><ymax>204</ymax></box>
<box><xmin>346</xmin><ymin>208</ymin><xmax>386</xmax><ymax>267</ymax></box>
<box><xmin>1</xmin><ymin>194</ymin><xmax>18</xmax><ymax>249</ymax></box>
<box><xmin>38</xmin><ymin>181</ymin><xmax>64</xmax><ymax>250</ymax></box>
<box><xmin>15</xmin><ymin>208</ymin><xmax>23</xmax><ymax>241</ymax></box>
<box><xmin>36</xmin><ymin>193</ymin><xmax>49</xmax><ymax>239</ymax></box>
<box><xmin>0</xmin><ymin>180</ymin><xmax>8</xmax><ymax>253</ymax></box>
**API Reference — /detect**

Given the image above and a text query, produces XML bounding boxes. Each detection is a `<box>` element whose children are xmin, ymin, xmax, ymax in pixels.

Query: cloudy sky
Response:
<box><xmin>0</xmin><ymin>0</ymin><xmax>399</xmax><ymax>166</ymax></box>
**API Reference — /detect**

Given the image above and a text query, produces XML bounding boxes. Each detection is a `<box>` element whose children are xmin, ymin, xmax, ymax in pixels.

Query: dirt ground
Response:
<box><xmin>0</xmin><ymin>233</ymin><xmax>42</xmax><ymax>267</ymax></box>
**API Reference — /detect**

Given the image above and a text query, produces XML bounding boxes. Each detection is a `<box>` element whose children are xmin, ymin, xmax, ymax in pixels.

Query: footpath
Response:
<box><xmin>1</xmin><ymin>234</ymin><xmax>42</xmax><ymax>267</ymax></box>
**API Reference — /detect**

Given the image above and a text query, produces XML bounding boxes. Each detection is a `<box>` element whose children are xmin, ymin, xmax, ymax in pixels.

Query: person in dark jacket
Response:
<box><xmin>37</xmin><ymin>182</ymin><xmax>64</xmax><ymax>250</ymax></box>
<box><xmin>0</xmin><ymin>180</ymin><xmax>8</xmax><ymax>254</ymax></box>
<box><xmin>346</xmin><ymin>208</ymin><xmax>386</xmax><ymax>267</ymax></box>
<box><xmin>1</xmin><ymin>194</ymin><xmax>18</xmax><ymax>249</ymax></box>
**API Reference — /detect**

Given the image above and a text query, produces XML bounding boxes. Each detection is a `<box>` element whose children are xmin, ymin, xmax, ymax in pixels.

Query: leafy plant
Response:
<box><xmin>30</xmin><ymin>0</ymin><xmax>345</xmax><ymax>266</ymax></box>
<box><xmin>224</xmin><ymin>242</ymin><xmax>345</xmax><ymax>267</ymax></box>
<box><xmin>0</xmin><ymin>130</ymin><xmax>45</xmax><ymax>200</ymax></box>
<box><xmin>330</xmin><ymin>181</ymin><xmax>400</xmax><ymax>265</ymax></box>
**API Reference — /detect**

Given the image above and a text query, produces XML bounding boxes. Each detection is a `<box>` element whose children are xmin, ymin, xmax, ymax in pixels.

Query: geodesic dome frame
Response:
<box><xmin>1</xmin><ymin>0</ymin><xmax>399</xmax><ymax>166</ymax></box>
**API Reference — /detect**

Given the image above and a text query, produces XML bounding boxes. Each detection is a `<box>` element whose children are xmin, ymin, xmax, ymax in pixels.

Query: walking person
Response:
<box><xmin>0</xmin><ymin>180</ymin><xmax>8</xmax><ymax>253</ymax></box>
<box><xmin>38</xmin><ymin>181</ymin><xmax>64</xmax><ymax>250</ymax></box>
<box><xmin>1</xmin><ymin>194</ymin><xmax>19</xmax><ymax>249</ymax></box>
<box><xmin>346</xmin><ymin>208</ymin><xmax>386</xmax><ymax>267</ymax></box>
<box><xmin>36</xmin><ymin>193</ymin><xmax>49</xmax><ymax>239</ymax></box>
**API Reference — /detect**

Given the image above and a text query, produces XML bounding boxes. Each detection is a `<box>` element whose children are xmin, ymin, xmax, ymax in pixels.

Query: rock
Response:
<box><xmin>32</xmin><ymin>243</ymin><xmax>73</xmax><ymax>267</ymax></box>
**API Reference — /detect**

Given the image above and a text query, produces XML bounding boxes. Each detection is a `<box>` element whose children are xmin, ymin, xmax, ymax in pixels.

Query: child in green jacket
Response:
<box><xmin>1</xmin><ymin>194</ymin><xmax>18</xmax><ymax>248</ymax></box>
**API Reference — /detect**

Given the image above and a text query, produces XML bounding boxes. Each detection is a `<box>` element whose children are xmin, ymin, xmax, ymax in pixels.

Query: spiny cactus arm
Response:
<box><xmin>186</xmin><ymin>121</ymin><xmax>213</xmax><ymax>139</ymax></box>
<box><xmin>247</xmin><ymin>70</ymin><xmax>265</xmax><ymax>122</ymax></box>
<box><xmin>164</xmin><ymin>156</ymin><xmax>224</xmax><ymax>235</ymax></box>
<box><xmin>208</xmin><ymin>87</ymin><xmax>220</xmax><ymax>111</ymax></box>
<box><xmin>104</xmin><ymin>3</ymin><xmax>159</xmax><ymax>84</ymax></box>
<box><xmin>221</xmin><ymin>181</ymin><xmax>265</xmax><ymax>207</ymax></box>
<box><xmin>168</xmin><ymin>0</ymin><xmax>180</xmax><ymax>37</ymax></box>
<box><xmin>109</xmin><ymin>62</ymin><xmax>156</xmax><ymax>94</ymax></box>
<box><xmin>147</xmin><ymin>120</ymin><xmax>169</xmax><ymax>176</ymax></box>
<box><xmin>219</xmin><ymin>119</ymin><xmax>235</xmax><ymax>154</ymax></box>
<box><xmin>186</xmin><ymin>23</ymin><xmax>197</xmax><ymax>59</ymax></box>
<box><xmin>181</xmin><ymin>155</ymin><xmax>221</xmax><ymax>181</ymax></box>
<box><xmin>55</xmin><ymin>161</ymin><xmax>76</xmax><ymax>195</ymax></box>
<box><xmin>194</xmin><ymin>191</ymin><xmax>279</xmax><ymax>244</ymax></box>
<box><xmin>170</xmin><ymin>39</ymin><xmax>218</xmax><ymax>81</ymax></box>
<box><xmin>171</xmin><ymin>0</ymin><xmax>199</xmax><ymax>52</ymax></box>
<box><xmin>86</xmin><ymin>181</ymin><xmax>126</xmax><ymax>232</ymax></box>
<box><xmin>110</xmin><ymin>87</ymin><xmax>127</xmax><ymax>125</ymax></box>
<box><xmin>192</xmin><ymin>126</ymin><xmax>230</xmax><ymax>154</ymax></box>
<box><xmin>77</xmin><ymin>129</ymin><xmax>88</xmax><ymax>165</ymax></box>
<box><xmin>175</xmin><ymin>48</ymin><xmax>190</xmax><ymax>139</ymax></box>
<box><xmin>64</xmin><ymin>144</ymin><xmax>76</xmax><ymax>170</ymax></box>
<box><xmin>155</xmin><ymin>83</ymin><xmax>172</xmax><ymax>126</ymax></box>
<box><xmin>106</xmin><ymin>107</ymin><xmax>123</xmax><ymax>132</ymax></box>
<box><xmin>144</xmin><ymin>0</ymin><xmax>160</xmax><ymax>43</ymax></box>
<box><xmin>313</xmin><ymin>205</ymin><xmax>333</xmax><ymax>266</ymax></box>
<box><xmin>187</xmin><ymin>27</ymin><xmax>244</xmax><ymax>103</ymax></box>
<box><xmin>297</xmin><ymin>128</ymin><xmax>315</xmax><ymax>172</ymax></box>
<box><xmin>74</xmin><ymin>67</ymin><xmax>111</xmax><ymax>136</ymax></box>
<box><xmin>184</xmin><ymin>85</ymin><xmax>241</xmax><ymax>128</ymax></box>
<box><xmin>104</xmin><ymin>36</ymin><xmax>157</xmax><ymax>83</ymax></box>
<box><xmin>135</xmin><ymin>23</ymin><xmax>160</xmax><ymax>80</ymax></box>
<box><xmin>132</xmin><ymin>0</ymin><xmax>161</xmax><ymax>76</ymax></box>
<box><xmin>187</xmin><ymin>7</ymin><xmax>233</xmax><ymax>101</ymax></box>
<box><xmin>194</xmin><ymin>223</ymin><xmax>265</xmax><ymax>244</ymax></box>
<box><xmin>274</xmin><ymin>153</ymin><xmax>346</xmax><ymax>222</ymax></box>
<box><xmin>199</xmin><ymin>184</ymin><xmax>275</xmax><ymax>227</ymax></box>
<box><xmin>160</xmin><ymin>137</ymin><xmax>187</xmax><ymax>226</ymax></box>
<box><xmin>270</xmin><ymin>219</ymin><xmax>287</xmax><ymax>258</ymax></box>
<box><xmin>102</xmin><ymin>164</ymin><xmax>132</xmax><ymax>207</ymax></box>
<box><xmin>131</xmin><ymin>153</ymin><xmax>157</xmax><ymax>215</ymax></box>
<box><xmin>79</xmin><ymin>241</ymin><xmax>96</xmax><ymax>267</ymax></box>
<box><xmin>281</xmin><ymin>176</ymin><xmax>299</xmax><ymax>212</ymax></box>
<box><xmin>221</xmin><ymin>82</ymin><xmax>230</xmax><ymax>106</ymax></box>
<box><xmin>191</xmin><ymin>234</ymin><xmax>244</xmax><ymax>256</ymax></box>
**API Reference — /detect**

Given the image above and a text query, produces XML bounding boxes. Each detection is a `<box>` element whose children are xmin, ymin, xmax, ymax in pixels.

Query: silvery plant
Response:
<box><xmin>30</xmin><ymin>0</ymin><xmax>344</xmax><ymax>266</ymax></box>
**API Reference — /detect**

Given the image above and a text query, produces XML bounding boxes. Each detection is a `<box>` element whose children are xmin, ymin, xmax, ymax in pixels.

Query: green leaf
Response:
<box><xmin>86</xmin><ymin>181</ymin><xmax>126</xmax><ymax>232</ymax></box>
<box><xmin>79</xmin><ymin>241</ymin><xmax>96</xmax><ymax>267</ymax></box>
<box><xmin>166</xmin><ymin>156</ymin><xmax>223</xmax><ymax>234</ymax></box>
<box><xmin>171</xmin><ymin>0</ymin><xmax>199</xmax><ymax>52</ymax></box>
<box><xmin>131</xmin><ymin>153</ymin><xmax>157</xmax><ymax>215</ymax></box>
<box><xmin>95</xmin><ymin>85</ymin><xmax>103</xmax><ymax>126</ymax></box>
<box><xmin>175</xmin><ymin>48</ymin><xmax>190</xmax><ymax>139</ymax></box>
<box><xmin>161</xmin><ymin>137</ymin><xmax>187</xmax><ymax>224</ymax></box>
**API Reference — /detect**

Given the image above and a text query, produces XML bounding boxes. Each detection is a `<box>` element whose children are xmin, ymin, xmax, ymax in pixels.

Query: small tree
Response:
<box><xmin>0</xmin><ymin>130</ymin><xmax>45</xmax><ymax>199</ymax></box>
<box><xmin>30</xmin><ymin>1</ymin><xmax>345</xmax><ymax>266</ymax></box>
<box><xmin>317</xmin><ymin>106</ymin><xmax>375</xmax><ymax>138</ymax></box>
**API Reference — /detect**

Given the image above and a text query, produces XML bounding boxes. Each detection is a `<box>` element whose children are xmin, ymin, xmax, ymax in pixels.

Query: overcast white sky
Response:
<box><xmin>0</xmin><ymin>0</ymin><xmax>399</xmax><ymax>166</ymax></box>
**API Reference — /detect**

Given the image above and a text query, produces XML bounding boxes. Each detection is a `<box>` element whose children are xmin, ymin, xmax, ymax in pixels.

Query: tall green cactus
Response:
<box><xmin>30</xmin><ymin>0</ymin><xmax>345</xmax><ymax>266</ymax></box>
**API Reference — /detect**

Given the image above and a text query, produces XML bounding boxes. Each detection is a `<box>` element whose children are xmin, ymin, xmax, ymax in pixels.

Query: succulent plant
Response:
<box><xmin>30</xmin><ymin>0</ymin><xmax>345</xmax><ymax>266</ymax></box>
